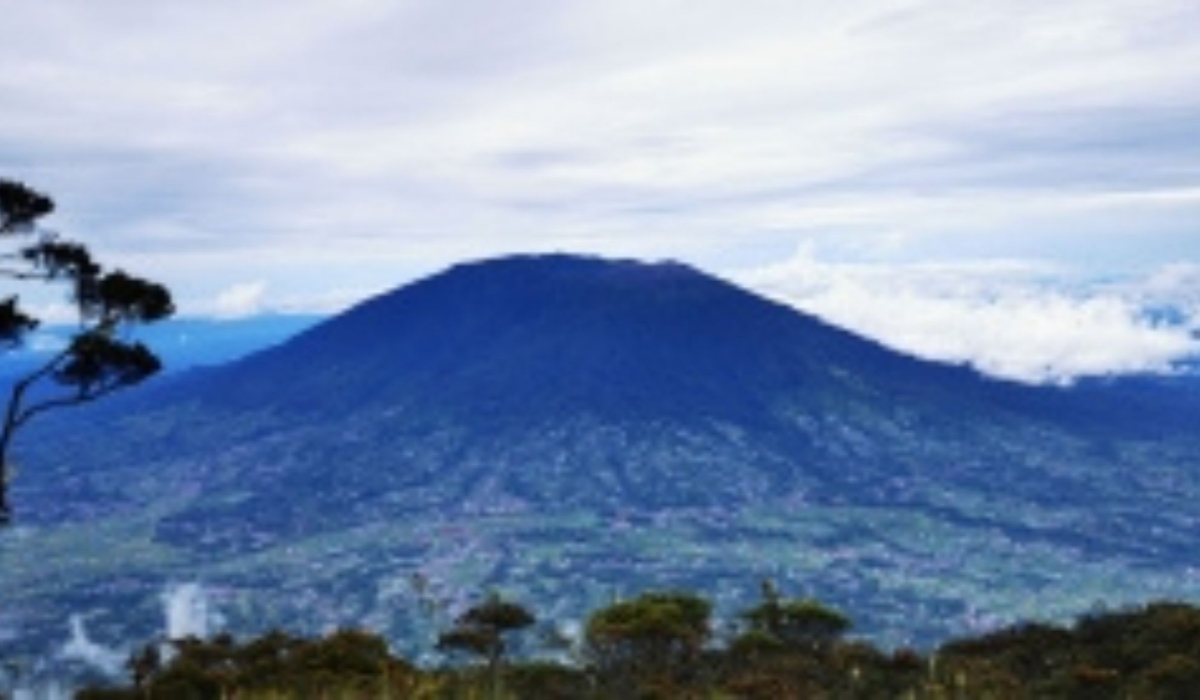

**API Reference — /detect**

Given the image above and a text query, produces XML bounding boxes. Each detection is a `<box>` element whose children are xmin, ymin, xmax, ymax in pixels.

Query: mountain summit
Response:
<box><xmin>209</xmin><ymin>254</ymin><xmax>954</xmax><ymax>419</ymax></box>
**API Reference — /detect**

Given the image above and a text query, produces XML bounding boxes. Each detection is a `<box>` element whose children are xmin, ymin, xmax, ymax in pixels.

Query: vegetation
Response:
<box><xmin>739</xmin><ymin>579</ymin><xmax>851</xmax><ymax>652</ymax></box>
<box><xmin>0</xmin><ymin>178</ymin><xmax>173</xmax><ymax>524</ymax></box>
<box><xmin>584</xmin><ymin>590</ymin><xmax>711</xmax><ymax>697</ymax></box>
<box><xmin>437</xmin><ymin>593</ymin><xmax>535</xmax><ymax>698</ymax></box>
<box><xmin>77</xmin><ymin>587</ymin><xmax>1200</xmax><ymax>699</ymax></box>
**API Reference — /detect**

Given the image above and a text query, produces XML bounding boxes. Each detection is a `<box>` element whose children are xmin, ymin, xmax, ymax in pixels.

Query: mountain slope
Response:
<box><xmin>49</xmin><ymin>256</ymin><xmax>1068</xmax><ymax>528</ymax></box>
<box><xmin>199</xmin><ymin>255</ymin><xmax>967</xmax><ymax>416</ymax></box>
<box><xmin>5</xmin><ymin>254</ymin><xmax>1199</xmax><ymax>661</ymax></box>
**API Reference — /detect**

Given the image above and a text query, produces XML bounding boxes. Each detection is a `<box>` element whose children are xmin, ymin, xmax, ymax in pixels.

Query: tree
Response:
<box><xmin>125</xmin><ymin>642</ymin><xmax>163</xmax><ymax>697</ymax></box>
<box><xmin>438</xmin><ymin>592</ymin><xmax>535</xmax><ymax>699</ymax></box>
<box><xmin>288</xmin><ymin>627</ymin><xmax>398</xmax><ymax>695</ymax></box>
<box><xmin>584</xmin><ymin>590</ymin><xmax>712</xmax><ymax>695</ymax></box>
<box><xmin>740</xmin><ymin>580</ymin><xmax>851</xmax><ymax>652</ymax></box>
<box><xmin>0</xmin><ymin>178</ymin><xmax>173</xmax><ymax>523</ymax></box>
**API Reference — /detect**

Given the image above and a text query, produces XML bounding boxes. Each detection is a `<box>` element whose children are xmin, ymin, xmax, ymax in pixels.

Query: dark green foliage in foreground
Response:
<box><xmin>78</xmin><ymin>629</ymin><xmax>419</xmax><ymax>700</ymax></box>
<box><xmin>438</xmin><ymin>592</ymin><xmax>535</xmax><ymax>699</ymax></box>
<box><xmin>939</xmin><ymin>601</ymin><xmax>1200</xmax><ymax>698</ymax></box>
<box><xmin>584</xmin><ymin>590</ymin><xmax>712</xmax><ymax>697</ymax></box>
<box><xmin>79</xmin><ymin>594</ymin><xmax>1200</xmax><ymax>699</ymax></box>
<box><xmin>739</xmin><ymin>579</ymin><xmax>851</xmax><ymax>652</ymax></box>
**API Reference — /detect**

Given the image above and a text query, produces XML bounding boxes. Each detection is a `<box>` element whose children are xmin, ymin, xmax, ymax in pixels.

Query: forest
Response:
<box><xmin>77</xmin><ymin>585</ymin><xmax>1200</xmax><ymax>699</ymax></box>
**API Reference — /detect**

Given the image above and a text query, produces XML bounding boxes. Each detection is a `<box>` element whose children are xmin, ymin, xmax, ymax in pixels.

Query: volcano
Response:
<box><xmin>7</xmin><ymin>254</ymin><xmax>1199</xmax><ymax>653</ymax></box>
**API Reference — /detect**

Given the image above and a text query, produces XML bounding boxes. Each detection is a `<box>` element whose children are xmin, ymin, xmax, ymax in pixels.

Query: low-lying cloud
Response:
<box><xmin>59</xmin><ymin>615</ymin><xmax>126</xmax><ymax>678</ymax></box>
<box><xmin>163</xmin><ymin>582</ymin><xmax>218</xmax><ymax>641</ymax></box>
<box><xmin>53</xmin><ymin>582</ymin><xmax>220</xmax><ymax>683</ymax></box>
<box><xmin>744</xmin><ymin>250</ymin><xmax>1200</xmax><ymax>385</ymax></box>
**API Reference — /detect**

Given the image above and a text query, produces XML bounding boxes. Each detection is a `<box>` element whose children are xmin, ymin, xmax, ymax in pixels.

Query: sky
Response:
<box><xmin>2</xmin><ymin>0</ymin><xmax>1198</xmax><ymax>383</ymax></box>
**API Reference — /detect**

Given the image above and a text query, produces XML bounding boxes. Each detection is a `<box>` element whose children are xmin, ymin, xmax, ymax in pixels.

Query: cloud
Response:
<box><xmin>0</xmin><ymin>1</ymin><xmax>1197</xmax><ymax>315</ymax></box>
<box><xmin>163</xmin><ymin>582</ymin><xmax>217</xmax><ymax>640</ymax></box>
<box><xmin>743</xmin><ymin>249</ymin><xmax>1200</xmax><ymax>384</ymax></box>
<box><xmin>52</xmin><ymin>584</ymin><xmax>220</xmax><ymax>682</ymax></box>
<box><xmin>59</xmin><ymin>615</ymin><xmax>125</xmax><ymax>677</ymax></box>
<box><xmin>210</xmin><ymin>281</ymin><xmax>268</xmax><ymax>320</ymax></box>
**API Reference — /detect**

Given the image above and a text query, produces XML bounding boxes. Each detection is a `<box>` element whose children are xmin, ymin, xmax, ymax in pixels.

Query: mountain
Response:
<box><xmin>3</xmin><ymin>254</ymin><xmax>1199</xmax><ymax>668</ymax></box>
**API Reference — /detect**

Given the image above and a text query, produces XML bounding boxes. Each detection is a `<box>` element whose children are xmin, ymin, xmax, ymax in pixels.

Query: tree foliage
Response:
<box><xmin>0</xmin><ymin>178</ymin><xmax>173</xmax><ymax>523</ymax></box>
<box><xmin>740</xmin><ymin>579</ymin><xmax>851</xmax><ymax>653</ymax></box>
<box><xmin>584</xmin><ymin>590</ymin><xmax>712</xmax><ymax>695</ymax></box>
<box><xmin>438</xmin><ymin>592</ymin><xmax>535</xmax><ymax>698</ymax></box>
<box><xmin>77</xmin><ymin>594</ymin><xmax>1200</xmax><ymax>699</ymax></box>
<box><xmin>80</xmin><ymin>628</ymin><xmax>417</xmax><ymax>699</ymax></box>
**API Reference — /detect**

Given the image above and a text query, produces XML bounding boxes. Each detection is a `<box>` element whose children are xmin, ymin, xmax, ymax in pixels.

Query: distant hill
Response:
<box><xmin>136</xmin><ymin>313</ymin><xmax>324</xmax><ymax>370</ymax></box>
<box><xmin>4</xmin><ymin>254</ymin><xmax>1199</xmax><ymax>668</ymax></box>
<box><xmin>0</xmin><ymin>313</ymin><xmax>321</xmax><ymax>381</ymax></box>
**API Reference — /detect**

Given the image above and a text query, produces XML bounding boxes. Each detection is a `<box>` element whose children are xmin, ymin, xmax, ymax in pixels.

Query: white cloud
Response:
<box><xmin>743</xmin><ymin>248</ymin><xmax>1200</xmax><ymax>384</ymax></box>
<box><xmin>1133</xmin><ymin>263</ymin><xmax>1200</xmax><ymax>312</ymax></box>
<box><xmin>59</xmin><ymin>615</ymin><xmax>125</xmax><ymax>677</ymax></box>
<box><xmin>1</xmin><ymin>1</ymin><xmax>1197</xmax><ymax>321</ymax></box>
<box><xmin>162</xmin><ymin>582</ymin><xmax>217</xmax><ymax>640</ymax></box>
<box><xmin>210</xmin><ymin>281</ymin><xmax>268</xmax><ymax>320</ymax></box>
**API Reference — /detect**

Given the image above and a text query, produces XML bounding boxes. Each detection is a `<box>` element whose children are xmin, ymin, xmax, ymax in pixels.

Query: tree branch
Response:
<box><xmin>1</xmin><ymin>178</ymin><xmax>173</xmax><ymax>524</ymax></box>
<box><xmin>0</xmin><ymin>347</ymin><xmax>71</xmax><ymax>518</ymax></box>
<box><xmin>6</xmin><ymin>346</ymin><xmax>71</xmax><ymax>414</ymax></box>
<box><xmin>13</xmin><ymin>381</ymin><xmax>131</xmax><ymax>429</ymax></box>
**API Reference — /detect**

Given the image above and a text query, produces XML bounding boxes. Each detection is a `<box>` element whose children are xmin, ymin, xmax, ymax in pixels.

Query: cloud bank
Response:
<box><xmin>0</xmin><ymin>0</ymin><xmax>1196</xmax><ymax>312</ymax></box>
<box><xmin>744</xmin><ymin>252</ymin><xmax>1200</xmax><ymax>384</ymax></box>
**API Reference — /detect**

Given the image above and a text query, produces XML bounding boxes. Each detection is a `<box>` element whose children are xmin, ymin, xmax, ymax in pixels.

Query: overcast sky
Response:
<box><xmin>3</xmin><ymin>1</ymin><xmax>1198</xmax><ymax>383</ymax></box>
